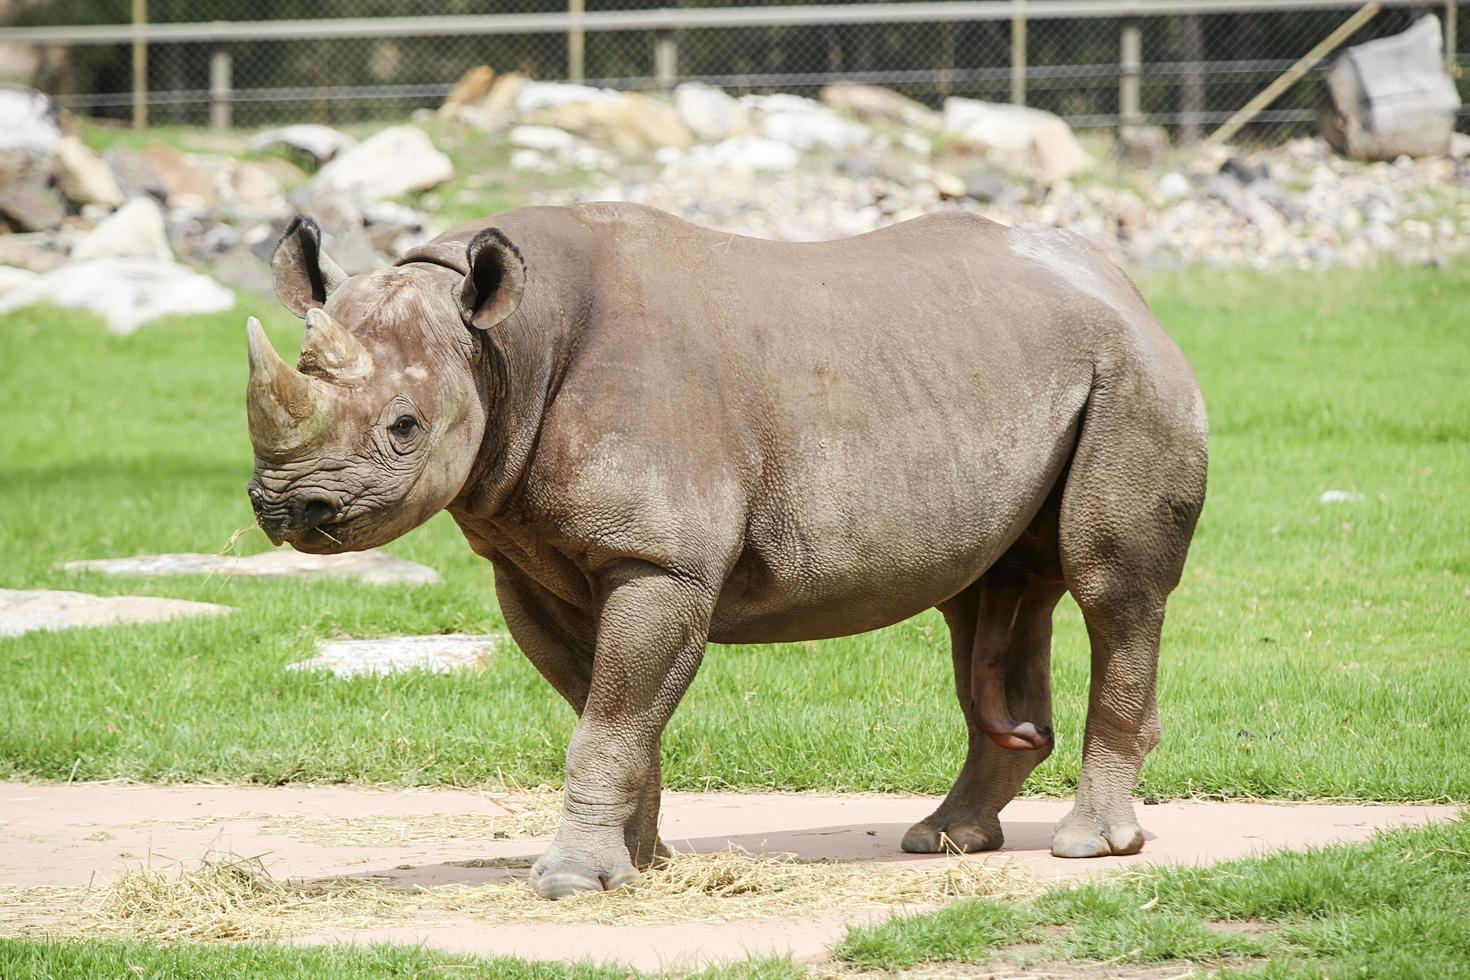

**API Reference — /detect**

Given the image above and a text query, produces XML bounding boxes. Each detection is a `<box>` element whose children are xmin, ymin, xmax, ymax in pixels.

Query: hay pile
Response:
<box><xmin>0</xmin><ymin>847</ymin><xmax>1036</xmax><ymax>941</ymax></box>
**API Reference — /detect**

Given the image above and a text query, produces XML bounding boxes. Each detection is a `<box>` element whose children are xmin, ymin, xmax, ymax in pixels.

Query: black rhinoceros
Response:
<box><xmin>245</xmin><ymin>204</ymin><xmax>1207</xmax><ymax>898</ymax></box>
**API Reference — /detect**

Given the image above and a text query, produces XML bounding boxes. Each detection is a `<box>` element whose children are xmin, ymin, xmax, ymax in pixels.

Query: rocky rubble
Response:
<box><xmin>0</xmin><ymin>72</ymin><xmax>1466</xmax><ymax>335</ymax></box>
<box><xmin>0</xmin><ymin>85</ymin><xmax>452</xmax><ymax>331</ymax></box>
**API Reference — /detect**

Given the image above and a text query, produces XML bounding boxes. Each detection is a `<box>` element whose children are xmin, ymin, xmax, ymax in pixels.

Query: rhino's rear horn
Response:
<box><xmin>273</xmin><ymin>213</ymin><xmax>347</xmax><ymax>318</ymax></box>
<box><xmin>300</xmin><ymin>307</ymin><xmax>373</xmax><ymax>385</ymax></box>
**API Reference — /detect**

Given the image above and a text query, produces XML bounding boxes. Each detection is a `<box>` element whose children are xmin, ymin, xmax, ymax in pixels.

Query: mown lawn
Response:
<box><xmin>0</xmin><ymin>263</ymin><xmax>1466</xmax><ymax>799</ymax></box>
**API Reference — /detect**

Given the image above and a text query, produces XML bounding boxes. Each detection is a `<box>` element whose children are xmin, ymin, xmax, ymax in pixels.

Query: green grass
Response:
<box><xmin>0</xmin><ymin>940</ymin><xmax>634</xmax><ymax>979</ymax></box>
<box><xmin>834</xmin><ymin>815</ymin><xmax>1470</xmax><ymax>978</ymax></box>
<box><xmin>0</xmin><ymin>263</ymin><xmax>1467</xmax><ymax>797</ymax></box>
<box><xmin>0</xmin><ymin>939</ymin><xmax>804</xmax><ymax>979</ymax></box>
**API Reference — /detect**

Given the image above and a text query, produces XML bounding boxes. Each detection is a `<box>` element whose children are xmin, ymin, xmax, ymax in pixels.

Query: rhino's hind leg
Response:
<box><xmin>902</xmin><ymin>562</ymin><xmax>1065</xmax><ymax>854</ymax></box>
<box><xmin>1048</xmin><ymin>375</ymin><xmax>1207</xmax><ymax>859</ymax></box>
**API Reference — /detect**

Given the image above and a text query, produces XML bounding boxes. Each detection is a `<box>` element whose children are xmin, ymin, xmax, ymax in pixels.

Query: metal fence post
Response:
<box><xmin>1446</xmin><ymin>0</ymin><xmax>1458</xmax><ymax>74</ymax></box>
<box><xmin>209</xmin><ymin>48</ymin><xmax>232</xmax><ymax>130</ymax></box>
<box><xmin>655</xmin><ymin>29</ymin><xmax>678</xmax><ymax>90</ymax></box>
<box><xmin>1011</xmin><ymin>0</ymin><xmax>1028</xmax><ymax>105</ymax></box>
<box><xmin>130</xmin><ymin>0</ymin><xmax>147</xmax><ymax>128</ymax></box>
<box><xmin>568</xmin><ymin>0</ymin><xmax>585</xmax><ymax>83</ymax></box>
<box><xmin>1179</xmin><ymin>13</ymin><xmax>1204</xmax><ymax>143</ymax></box>
<box><xmin>1120</xmin><ymin>17</ymin><xmax>1142</xmax><ymax>126</ymax></box>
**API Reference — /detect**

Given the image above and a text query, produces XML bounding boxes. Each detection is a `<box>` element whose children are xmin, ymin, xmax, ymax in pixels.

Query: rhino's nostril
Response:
<box><xmin>297</xmin><ymin>497</ymin><xmax>338</xmax><ymax>530</ymax></box>
<box><xmin>247</xmin><ymin>484</ymin><xmax>265</xmax><ymax>516</ymax></box>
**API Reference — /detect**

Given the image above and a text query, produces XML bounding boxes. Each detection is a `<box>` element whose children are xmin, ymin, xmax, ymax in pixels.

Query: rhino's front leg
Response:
<box><xmin>530</xmin><ymin>562</ymin><xmax>712</xmax><ymax>900</ymax></box>
<box><xmin>495</xmin><ymin>564</ymin><xmax>671</xmax><ymax>869</ymax></box>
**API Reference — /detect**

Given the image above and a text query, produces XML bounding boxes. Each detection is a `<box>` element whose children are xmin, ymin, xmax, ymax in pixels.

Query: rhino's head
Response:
<box><xmin>245</xmin><ymin>214</ymin><xmax>524</xmax><ymax>553</ymax></box>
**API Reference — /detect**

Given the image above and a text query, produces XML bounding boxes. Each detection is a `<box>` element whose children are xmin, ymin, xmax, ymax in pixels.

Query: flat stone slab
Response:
<box><xmin>62</xmin><ymin>549</ymin><xmax>441</xmax><ymax>586</ymax></box>
<box><xmin>286</xmin><ymin>633</ymin><xmax>505</xmax><ymax>677</ymax></box>
<box><xmin>0</xmin><ymin>588</ymin><xmax>232</xmax><ymax>638</ymax></box>
<box><xmin>0</xmin><ymin>783</ymin><xmax>1456</xmax><ymax>970</ymax></box>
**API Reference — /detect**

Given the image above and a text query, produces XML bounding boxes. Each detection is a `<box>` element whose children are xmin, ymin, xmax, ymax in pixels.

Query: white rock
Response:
<box><xmin>1319</xmin><ymin>490</ymin><xmax>1365</xmax><ymax>504</ymax></box>
<box><xmin>509</xmin><ymin>148</ymin><xmax>547</xmax><ymax>172</ymax></box>
<box><xmin>741</xmin><ymin>93</ymin><xmax>822</xmax><ymax>114</ymax></box>
<box><xmin>311</xmin><ymin>126</ymin><xmax>453</xmax><ymax>201</ymax></box>
<box><xmin>63</xmin><ymin>549</ymin><xmax>441</xmax><ymax>586</ymax></box>
<box><xmin>51</xmin><ymin>136</ymin><xmax>124</xmax><ymax>208</ymax></box>
<box><xmin>509</xmin><ymin>125</ymin><xmax>577</xmax><ymax>153</ymax></box>
<box><xmin>675</xmin><ymin>83</ymin><xmax>749</xmax><ymax>142</ymax></box>
<box><xmin>0</xmin><ymin>258</ymin><xmax>234</xmax><ymax>335</ymax></box>
<box><xmin>0</xmin><ymin>266</ymin><xmax>38</xmax><ymax>295</ymax></box>
<box><xmin>685</xmin><ymin>137</ymin><xmax>800</xmax><ymax>173</ymax></box>
<box><xmin>0</xmin><ymin>86</ymin><xmax>60</xmax><ymax>157</ymax></box>
<box><xmin>942</xmin><ymin>98</ymin><xmax>1092</xmax><ymax>184</ymax></box>
<box><xmin>1157</xmin><ymin>172</ymin><xmax>1191</xmax><ymax>201</ymax></box>
<box><xmin>71</xmin><ymin>197</ymin><xmax>172</xmax><ymax>262</ymax></box>
<box><xmin>287</xmin><ymin>633</ymin><xmax>506</xmax><ymax>678</ymax></box>
<box><xmin>0</xmin><ymin>588</ymin><xmax>232</xmax><ymax>638</ymax></box>
<box><xmin>570</xmin><ymin>145</ymin><xmax>617</xmax><ymax>171</ymax></box>
<box><xmin>761</xmin><ymin>110</ymin><xmax>870</xmax><ymax>152</ymax></box>
<box><xmin>248</xmin><ymin>124</ymin><xmax>357</xmax><ymax>163</ymax></box>
<box><xmin>514</xmin><ymin>81</ymin><xmax>619</xmax><ymax>113</ymax></box>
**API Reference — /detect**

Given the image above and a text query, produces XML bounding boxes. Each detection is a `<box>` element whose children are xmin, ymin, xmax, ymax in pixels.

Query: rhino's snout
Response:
<box><xmin>247</xmin><ymin>480</ymin><xmax>341</xmax><ymax>547</ymax></box>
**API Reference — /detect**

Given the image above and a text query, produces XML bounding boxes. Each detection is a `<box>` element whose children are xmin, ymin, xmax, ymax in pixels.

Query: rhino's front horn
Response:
<box><xmin>301</xmin><ymin>307</ymin><xmax>373</xmax><ymax>385</ymax></box>
<box><xmin>246</xmin><ymin>316</ymin><xmax>329</xmax><ymax>453</ymax></box>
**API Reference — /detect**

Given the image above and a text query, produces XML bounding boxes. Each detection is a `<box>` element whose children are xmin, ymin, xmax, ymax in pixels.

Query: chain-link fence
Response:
<box><xmin>3</xmin><ymin>0</ymin><xmax>1466</xmax><ymax>142</ymax></box>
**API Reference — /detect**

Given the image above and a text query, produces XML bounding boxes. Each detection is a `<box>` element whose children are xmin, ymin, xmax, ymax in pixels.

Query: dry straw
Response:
<box><xmin>1</xmin><ymin>847</ymin><xmax>1038</xmax><ymax>942</ymax></box>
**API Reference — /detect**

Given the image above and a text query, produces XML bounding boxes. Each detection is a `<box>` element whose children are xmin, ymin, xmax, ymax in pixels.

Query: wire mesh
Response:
<box><xmin>4</xmin><ymin>0</ymin><xmax>1467</xmax><ymax>141</ymax></box>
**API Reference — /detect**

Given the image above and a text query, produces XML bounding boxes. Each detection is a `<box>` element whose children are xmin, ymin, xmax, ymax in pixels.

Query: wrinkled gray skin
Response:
<box><xmin>246</xmin><ymin>204</ymin><xmax>1207</xmax><ymax>900</ymax></box>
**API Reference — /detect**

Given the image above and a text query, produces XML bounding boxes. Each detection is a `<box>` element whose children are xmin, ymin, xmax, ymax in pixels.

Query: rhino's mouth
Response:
<box><xmin>289</xmin><ymin>520</ymin><xmax>353</xmax><ymax>554</ymax></box>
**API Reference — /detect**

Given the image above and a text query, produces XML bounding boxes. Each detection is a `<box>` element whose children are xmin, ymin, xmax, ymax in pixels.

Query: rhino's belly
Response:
<box><xmin>707</xmin><ymin>450</ymin><xmax>1069</xmax><ymax>644</ymax></box>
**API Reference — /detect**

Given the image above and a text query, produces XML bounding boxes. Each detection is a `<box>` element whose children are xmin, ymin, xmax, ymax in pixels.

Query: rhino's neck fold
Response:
<box><xmin>445</xmin><ymin>210</ymin><xmax>595</xmax><ymax>521</ymax></box>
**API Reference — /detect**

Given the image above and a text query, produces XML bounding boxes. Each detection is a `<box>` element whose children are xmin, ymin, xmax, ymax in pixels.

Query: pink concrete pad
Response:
<box><xmin>0</xmin><ymin>783</ymin><xmax>1458</xmax><ymax>970</ymax></box>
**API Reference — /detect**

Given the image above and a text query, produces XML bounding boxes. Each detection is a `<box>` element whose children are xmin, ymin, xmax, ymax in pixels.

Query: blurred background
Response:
<box><xmin>3</xmin><ymin>0</ymin><xmax>1466</xmax><ymax>139</ymax></box>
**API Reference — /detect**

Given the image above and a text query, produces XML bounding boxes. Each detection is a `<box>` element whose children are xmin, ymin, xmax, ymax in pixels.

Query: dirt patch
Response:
<box><xmin>0</xmin><ymin>783</ymin><xmax>1456</xmax><ymax>970</ymax></box>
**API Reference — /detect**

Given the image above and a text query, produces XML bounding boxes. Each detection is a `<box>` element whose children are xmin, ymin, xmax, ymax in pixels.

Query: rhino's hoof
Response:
<box><xmin>530</xmin><ymin>857</ymin><xmax>640</xmax><ymax>900</ymax></box>
<box><xmin>901</xmin><ymin>817</ymin><xmax>1003</xmax><ymax>854</ymax></box>
<box><xmin>1050</xmin><ymin>812</ymin><xmax>1144</xmax><ymax>858</ymax></box>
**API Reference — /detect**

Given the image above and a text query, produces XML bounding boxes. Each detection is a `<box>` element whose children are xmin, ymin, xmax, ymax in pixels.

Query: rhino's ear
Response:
<box><xmin>272</xmin><ymin>213</ymin><xmax>347</xmax><ymax>319</ymax></box>
<box><xmin>458</xmin><ymin>227</ymin><xmax>526</xmax><ymax>332</ymax></box>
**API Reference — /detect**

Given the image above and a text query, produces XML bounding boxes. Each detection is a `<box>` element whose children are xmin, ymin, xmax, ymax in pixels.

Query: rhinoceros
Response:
<box><xmin>245</xmin><ymin>204</ymin><xmax>1207</xmax><ymax>899</ymax></box>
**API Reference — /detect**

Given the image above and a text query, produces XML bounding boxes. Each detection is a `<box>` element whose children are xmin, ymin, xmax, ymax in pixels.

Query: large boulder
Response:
<box><xmin>437</xmin><ymin>64</ymin><xmax>496</xmax><ymax>118</ymax></box>
<box><xmin>72</xmin><ymin>197</ymin><xmax>172</xmax><ymax>262</ymax></box>
<box><xmin>0</xmin><ymin>166</ymin><xmax>64</xmax><ymax>231</ymax></box>
<box><xmin>1320</xmin><ymin>15</ymin><xmax>1461</xmax><ymax>160</ymax></box>
<box><xmin>675</xmin><ymin>83</ymin><xmax>750</xmax><ymax>142</ymax></box>
<box><xmin>248</xmin><ymin>124</ymin><xmax>357</xmax><ymax>165</ymax></box>
<box><xmin>684</xmin><ymin>136</ymin><xmax>800</xmax><ymax>173</ymax></box>
<box><xmin>760</xmin><ymin>108</ymin><xmax>870</xmax><ymax>152</ymax></box>
<box><xmin>141</xmin><ymin>143</ymin><xmax>217</xmax><ymax>210</ymax></box>
<box><xmin>820</xmin><ymin>83</ymin><xmax>941</xmax><ymax>129</ymax></box>
<box><xmin>103</xmin><ymin>146</ymin><xmax>169</xmax><ymax>202</ymax></box>
<box><xmin>310</xmin><ymin>126</ymin><xmax>453</xmax><ymax>201</ymax></box>
<box><xmin>0</xmin><ymin>86</ymin><xmax>60</xmax><ymax>158</ymax></box>
<box><xmin>526</xmin><ymin>94</ymin><xmax>693</xmax><ymax>155</ymax></box>
<box><xmin>0</xmin><ymin>234</ymin><xmax>64</xmax><ymax>273</ymax></box>
<box><xmin>52</xmin><ymin>136</ymin><xmax>124</xmax><ymax>208</ymax></box>
<box><xmin>942</xmin><ymin>98</ymin><xmax>1092</xmax><ymax>184</ymax></box>
<box><xmin>515</xmin><ymin>81</ymin><xmax>620</xmax><ymax>113</ymax></box>
<box><xmin>0</xmin><ymin>258</ymin><xmax>234</xmax><ymax>334</ymax></box>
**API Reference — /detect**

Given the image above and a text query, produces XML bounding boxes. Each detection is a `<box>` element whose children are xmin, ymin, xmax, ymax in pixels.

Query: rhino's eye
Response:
<box><xmin>389</xmin><ymin>414</ymin><xmax>419</xmax><ymax>439</ymax></box>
